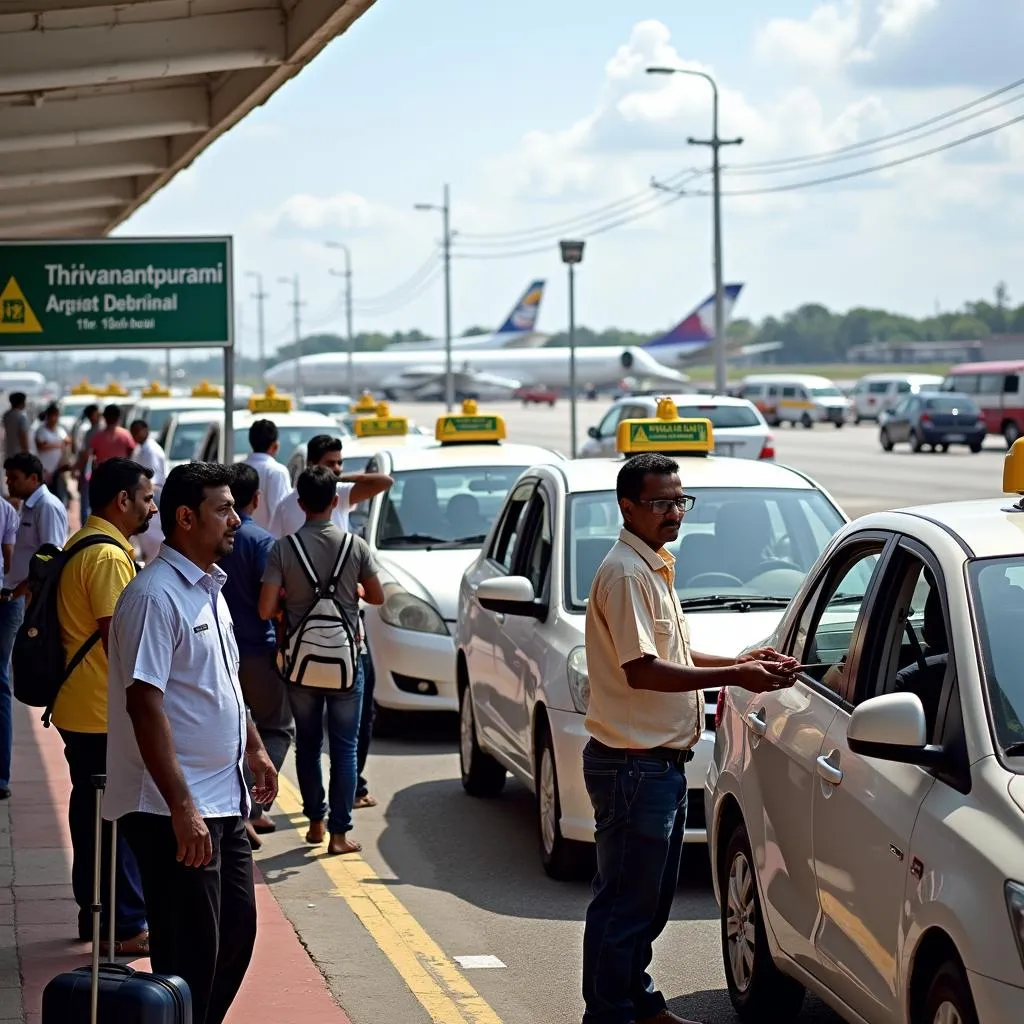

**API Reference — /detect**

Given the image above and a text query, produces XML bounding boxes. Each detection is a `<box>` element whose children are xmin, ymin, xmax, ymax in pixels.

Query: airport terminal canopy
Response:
<box><xmin>0</xmin><ymin>0</ymin><xmax>376</xmax><ymax>240</ymax></box>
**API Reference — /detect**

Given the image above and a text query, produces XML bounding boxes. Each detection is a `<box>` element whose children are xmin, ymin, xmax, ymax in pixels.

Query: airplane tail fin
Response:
<box><xmin>496</xmin><ymin>280</ymin><xmax>545</xmax><ymax>334</ymax></box>
<box><xmin>642</xmin><ymin>284</ymin><xmax>744</xmax><ymax>353</ymax></box>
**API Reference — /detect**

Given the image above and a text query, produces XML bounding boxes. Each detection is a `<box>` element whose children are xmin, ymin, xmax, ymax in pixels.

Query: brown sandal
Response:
<box><xmin>100</xmin><ymin>930</ymin><xmax>150</xmax><ymax>957</ymax></box>
<box><xmin>354</xmin><ymin>795</ymin><xmax>378</xmax><ymax>809</ymax></box>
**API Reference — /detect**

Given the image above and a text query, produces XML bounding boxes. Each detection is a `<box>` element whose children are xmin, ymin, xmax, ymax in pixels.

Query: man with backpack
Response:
<box><xmin>259</xmin><ymin>466</ymin><xmax>384</xmax><ymax>856</ymax></box>
<box><xmin>50</xmin><ymin>458</ymin><xmax>156</xmax><ymax>952</ymax></box>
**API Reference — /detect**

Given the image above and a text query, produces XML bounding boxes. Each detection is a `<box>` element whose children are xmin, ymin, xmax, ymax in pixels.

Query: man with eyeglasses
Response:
<box><xmin>580</xmin><ymin>452</ymin><xmax>798</xmax><ymax>1024</ymax></box>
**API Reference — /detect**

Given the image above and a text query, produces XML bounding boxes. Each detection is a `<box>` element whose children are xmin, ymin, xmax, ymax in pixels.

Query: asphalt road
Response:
<box><xmin>254</xmin><ymin>405</ymin><xmax>1000</xmax><ymax>1024</ymax></box>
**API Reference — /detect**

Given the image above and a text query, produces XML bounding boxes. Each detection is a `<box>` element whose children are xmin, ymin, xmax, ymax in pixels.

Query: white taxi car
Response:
<box><xmin>455</xmin><ymin>399</ymin><xmax>846</xmax><ymax>879</ymax></box>
<box><xmin>163</xmin><ymin>409</ymin><xmax>224</xmax><ymax>469</ymax></box>
<box><xmin>356</xmin><ymin>404</ymin><xmax>564</xmax><ymax>725</ymax></box>
<box><xmin>127</xmin><ymin>381</ymin><xmax>226</xmax><ymax>440</ymax></box>
<box><xmin>705</xmin><ymin>443</ymin><xmax>1024</xmax><ymax>1024</ymax></box>
<box><xmin>580</xmin><ymin>393</ymin><xmax>774</xmax><ymax>461</ymax></box>
<box><xmin>194</xmin><ymin>387</ymin><xmax>334</xmax><ymax>464</ymax></box>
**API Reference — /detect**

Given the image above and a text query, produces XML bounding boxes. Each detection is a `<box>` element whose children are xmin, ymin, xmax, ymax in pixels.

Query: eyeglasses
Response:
<box><xmin>638</xmin><ymin>495</ymin><xmax>696</xmax><ymax>515</ymax></box>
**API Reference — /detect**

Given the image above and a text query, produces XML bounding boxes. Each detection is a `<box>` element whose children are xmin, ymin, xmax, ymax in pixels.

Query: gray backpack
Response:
<box><xmin>277</xmin><ymin>532</ymin><xmax>359</xmax><ymax>691</ymax></box>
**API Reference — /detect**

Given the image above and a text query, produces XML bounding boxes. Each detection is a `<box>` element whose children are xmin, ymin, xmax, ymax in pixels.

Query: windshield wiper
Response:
<box><xmin>678</xmin><ymin>595</ymin><xmax>792</xmax><ymax>611</ymax></box>
<box><xmin>1002</xmin><ymin>741</ymin><xmax>1024</xmax><ymax>757</ymax></box>
<box><xmin>430</xmin><ymin>534</ymin><xmax>488</xmax><ymax>549</ymax></box>
<box><xmin>827</xmin><ymin>593</ymin><xmax>866</xmax><ymax>605</ymax></box>
<box><xmin>378</xmin><ymin>533</ymin><xmax>447</xmax><ymax>548</ymax></box>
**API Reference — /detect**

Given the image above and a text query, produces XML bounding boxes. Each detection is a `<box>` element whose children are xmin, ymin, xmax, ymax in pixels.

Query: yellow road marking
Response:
<box><xmin>273</xmin><ymin>775</ymin><xmax>505</xmax><ymax>1024</ymax></box>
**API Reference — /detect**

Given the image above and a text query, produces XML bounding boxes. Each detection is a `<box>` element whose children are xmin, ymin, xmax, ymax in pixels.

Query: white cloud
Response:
<box><xmin>755</xmin><ymin>2</ymin><xmax>860</xmax><ymax>76</ymax></box>
<box><xmin>259</xmin><ymin>192</ymin><xmax>417</xmax><ymax>237</ymax></box>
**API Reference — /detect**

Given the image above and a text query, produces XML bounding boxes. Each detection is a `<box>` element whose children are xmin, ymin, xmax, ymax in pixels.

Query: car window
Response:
<box><xmin>891</xmin><ymin>397</ymin><xmax>911</xmax><ymax>416</ymax></box>
<box><xmin>1005</xmin><ymin>374</ymin><xmax>1020</xmax><ymax>394</ymax></box>
<box><xmin>947</xmin><ymin>374</ymin><xmax>978</xmax><ymax>394</ymax></box>
<box><xmin>233</xmin><ymin>425</ymin><xmax>331</xmax><ymax>464</ymax></box>
<box><xmin>564</xmin><ymin>487</ymin><xmax>846</xmax><ymax>611</ymax></box>
<box><xmin>596</xmin><ymin>405</ymin><xmax>623</xmax><ymax>439</ymax></box>
<box><xmin>515</xmin><ymin>491</ymin><xmax>553</xmax><ymax>599</ymax></box>
<box><xmin>922</xmin><ymin>395</ymin><xmax>979</xmax><ymax>414</ymax></box>
<box><xmin>969</xmin><ymin>557</ymin><xmax>1024</xmax><ymax>755</ymax></box>
<box><xmin>489</xmin><ymin>480</ymin><xmax>536</xmax><ymax>570</ymax></box>
<box><xmin>167</xmin><ymin>421</ymin><xmax>211</xmax><ymax>461</ymax></box>
<box><xmin>200</xmin><ymin>428</ymin><xmax>219</xmax><ymax>462</ymax></box>
<box><xmin>868</xmin><ymin>381</ymin><xmax>891</xmax><ymax>394</ymax></box>
<box><xmin>674</xmin><ymin>404</ymin><xmax>761</xmax><ymax>428</ymax></box>
<box><xmin>978</xmin><ymin>374</ymin><xmax>1003</xmax><ymax>395</ymax></box>
<box><xmin>809</xmin><ymin>386</ymin><xmax>841</xmax><ymax>397</ymax></box>
<box><xmin>896</xmin><ymin>380</ymin><xmax>912</xmax><ymax>393</ymax></box>
<box><xmin>792</xmin><ymin>547</ymin><xmax>884</xmax><ymax>696</ymax></box>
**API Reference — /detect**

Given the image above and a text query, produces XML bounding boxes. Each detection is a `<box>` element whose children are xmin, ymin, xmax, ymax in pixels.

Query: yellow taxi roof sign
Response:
<box><xmin>69</xmin><ymin>379</ymin><xmax>95</xmax><ymax>396</ymax></box>
<box><xmin>435</xmin><ymin>406</ymin><xmax>506</xmax><ymax>444</ymax></box>
<box><xmin>616</xmin><ymin>396</ymin><xmax>715</xmax><ymax>457</ymax></box>
<box><xmin>354</xmin><ymin>401</ymin><xmax>409</xmax><ymax>439</ymax></box>
<box><xmin>350</xmin><ymin>391</ymin><xmax>378</xmax><ymax>415</ymax></box>
<box><xmin>141</xmin><ymin>380</ymin><xmax>171</xmax><ymax>397</ymax></box>
<box><xmin>248</xmin><ymin>384</ymin><xmax>293</xmax><ymax>415</ymax></box>
<box><xmin>98</xmin><ymin>382</ymin><xmax>129</xmax><ymax>398</ymax></box>
<box><xmin>191</xmin><ymin>380</ymin><xmax>222</xmax><ymax>398</ymax></box>
<box><xmin>1003</xmin><ymin>438</ymin><xmax>1024</xmax><ymax>509</ymax></box>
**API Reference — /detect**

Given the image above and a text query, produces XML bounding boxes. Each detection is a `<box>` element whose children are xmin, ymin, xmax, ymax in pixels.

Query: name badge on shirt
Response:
<box><xmin>193</xmin><ymin>623</ymin><xmax>209</xmax><ymax>634</ymax></box>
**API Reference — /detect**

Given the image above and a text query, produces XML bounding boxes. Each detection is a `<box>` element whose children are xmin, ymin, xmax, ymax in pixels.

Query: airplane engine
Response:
<box><xmin>620</xmin><ymin>350</ymin><xmax>634</xmax><ymax>370</ymax></box>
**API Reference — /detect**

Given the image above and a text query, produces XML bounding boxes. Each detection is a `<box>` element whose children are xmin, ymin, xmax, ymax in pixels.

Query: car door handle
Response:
<box><xmin>745</xmin><ymin>709</ymin><xmax>767</xmax><ymax>737</ymax></box>
<box><xmin>816</xmin><ymin>754</ymin><xmax>843</xmax><ymax>786</ymax></box>
<box><xmin>494</xmin><ymin>612</ymin><xmax>505</xmax><ymax>624</ymax></box>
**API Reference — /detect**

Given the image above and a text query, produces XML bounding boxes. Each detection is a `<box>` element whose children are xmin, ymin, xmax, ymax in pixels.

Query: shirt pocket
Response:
<box><xmin>652</xmin><ymin>617</ymin><xmax>675</xmax><ymax>659</ymax></box>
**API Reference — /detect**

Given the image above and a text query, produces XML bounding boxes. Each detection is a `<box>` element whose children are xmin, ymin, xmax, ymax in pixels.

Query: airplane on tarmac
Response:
<box><xmin>385</xmin><ymin>280</ymin><xmax>547</xmax><ymax>352</ymax></box>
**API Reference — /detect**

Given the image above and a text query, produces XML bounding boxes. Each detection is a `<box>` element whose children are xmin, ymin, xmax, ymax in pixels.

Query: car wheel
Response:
<box><xmin>459</xmin><ymin>685</ymin><xmax>506</xmax><ymax>797</ymax></box>
<box><xmin>939</xmin><ymin>444</ymin><xmax>949</xmax><ymax>453</ymax></box>
<box><xmin>801</xmin><ymin>413</ymin><xmax>813</xmax><ymax>429</ymax></box>
<box><xmin>1003</xmin><ymin>421</ymin><xmax>1021</xmax><ymax>448</ymax></box>
<box><xmin>834</xmin><ymin>419</ymin><xmax>843</xmax><ymax>428</ymax></box>
<box><xmin>880</xmin><ymin>428</ymin><xmax>894</xmax><ymax>451</ymax></box>
<box><xmin>536</xmin><ymin>723</ymin><xmax>591</xmax><ymax>880</ymax></box>
<box><xmin>854</xmin><ymin>414</ymin><xmax>862</xmax><ymax>425</ymax></box>
<box><xmin>910</xmin><ymin>430</ymin><xmax>923</xmax><ymax>452</ymax></box>
<box><xmin>970</xmin><ymin>441</ymin><xmax>983</xmax><ymax>453</ymax></box>
<box><xmin>922</xmin><ymin>961</ymin><xmax>979</xmax><ymax>1024</ymax></box>
<box><xmin>721</xmin><ymin>822</ymin><xmax>804</xmax><ymax>1023</ymax></box>
<box><xmin>371</xmin><ymin>701</ymin><xmax>405</xmax><ymax>738</ymax></box>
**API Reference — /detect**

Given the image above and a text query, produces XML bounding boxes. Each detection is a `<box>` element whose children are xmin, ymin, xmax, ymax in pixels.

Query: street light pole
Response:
<box><xmin>326</xmin><ymin>242</ymin><xmax>355</xmax><ymax>398</ymax></box>
<box><xmin>560</xmin><ymin>240</ymin><xmax>585</xmax><ymax>458</ymax></box>
<box><xmin>279</xmin><ymin>274</ymin><xmax>303</xmax><ymax>397</ymax></box>
<box><xmin>246</xmin><ymin>271</ymin><xmax>267</xmax><ymax>372</ymax></box>
<box><xmin>416</xmin><ymin>185</ymin><xmax>454</xmax><ymax>411</ymax></box>
<box><xmin>647</xmin><ymin>66</ymin><xmax>742</xmax><ymax>394</ymax></box>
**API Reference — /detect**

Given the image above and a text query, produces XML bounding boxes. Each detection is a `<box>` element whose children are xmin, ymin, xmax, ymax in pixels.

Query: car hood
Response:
<box><xmin>686</xmin><ymin>609</ymin><xmax>785</xmax><ymax>656</ymax></box>
<box><xmin>1008</xmin><ymin>774</ymin><xmax>1024</xmax><ymax>816</ymax></box>
<box><xmin>376</xmin><ymin>548</ymin><xmax>481</xmax><ymax>620</ymax></box>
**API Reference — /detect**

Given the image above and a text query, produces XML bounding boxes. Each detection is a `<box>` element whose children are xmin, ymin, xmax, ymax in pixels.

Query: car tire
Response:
<box><xmin>801</xmin><ymin>413</ymin><xmax>813</xmax><ymax>429</ymax></box>
<box><xmin>536</xmin><ymin>722</ymin><xmax>591</xmax><ymax>880</ymax></box>
<box><xmin>880</xmin><ymin>428</ymin><xmax>894</xmax><ymax>451</ymax></box>
<box><xmin>910</xmin><ymin>430</ymin><xmax>923</xmax><ymax>452</ymax></box>
<box><xmin>921</xmin><ymin>960</ymin><xmax>978</xmax><ymax>1024</ymax></box>
<box><xmin>834</xmin><ymin>419</ymin><xmax>843</xmax><ymax>428</ymax></box>
<box><xmin>459</xmin><ymin>685</ymin><xmax>506</xmax><ymax>798</ymax></box>
<box><xmin>372</xmin><ymin>701</ymin><xmax>405</xmax><ymax>739</ymax></box>
<box><xmin>939</xmin><ymin>444</ymin><xmax>949</xmax><ymax>453</ymax></box>
<box><xmin>970</xmin><ymin>441</ymin><xmax>983</xmax><ymax>453</ymax></box>
<box><xmin>721</xmin><ymin>822</ymin><xmax>805</xmax><ymax>1023</ymax></box>
<box><xmin>1003</xmin><ymin>421</ymin><xmax>1021</xmax><ymax>448</ymax></box>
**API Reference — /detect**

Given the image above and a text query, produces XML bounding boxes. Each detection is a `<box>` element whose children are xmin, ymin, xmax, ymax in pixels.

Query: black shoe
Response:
<box><xmin>0</xmin><ymin>788</ymin><xmax>11</xmax><ymax>800</ymax></box>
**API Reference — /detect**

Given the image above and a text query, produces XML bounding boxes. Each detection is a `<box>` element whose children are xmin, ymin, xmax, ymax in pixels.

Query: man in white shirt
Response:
<box><xmin>129</xmin><ymin>420</ymin><xmax>168</xmax><ymax>497</ymax></box>
<box><xmin>243</xmin><ymin>420</ymin><xmax>291</xmax><ymax>532</ymax></box>
<box><xmin>268</xmin><ymin>434</ymin><xmax>393</xmax><ymax>539</ymax></box>
<box><xmin>105</xmin><ymin>462</ymin><xmax>277</xmax><ymax>1024</ymax></box>
<box><xmin>35</xmin><ymin>404</ymin><xmax>70</xmax><ymax>506</ymax></box>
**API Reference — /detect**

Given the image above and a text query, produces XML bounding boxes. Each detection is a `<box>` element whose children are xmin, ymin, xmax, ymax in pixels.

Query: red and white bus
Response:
<box><xmin>942</xmin><ymin>360</ymin><xmax>1024</xmax><ymax>447</ymax></box>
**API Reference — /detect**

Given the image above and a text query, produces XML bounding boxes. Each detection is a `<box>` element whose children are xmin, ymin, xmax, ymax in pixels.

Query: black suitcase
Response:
<box><xmin>41</xmin><ymin>774</ymin><xmax>192</xmax><ymax>1023</ymax></box>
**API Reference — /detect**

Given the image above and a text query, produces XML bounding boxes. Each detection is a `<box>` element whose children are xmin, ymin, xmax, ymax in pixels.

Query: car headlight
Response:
<box><xmin>567</xmin><ymin>646</ymin><xmax>590</xmax><ymax>714</ymax></box>
<box><xmin>1006</xmin><ymin>882</ymin><xmax>1024</xmax><ymax>964</ymax></box>
<box><xmin>379</xmin><ymin>582</ymin><xmax>448</xmax><ymax>635</ymax></box>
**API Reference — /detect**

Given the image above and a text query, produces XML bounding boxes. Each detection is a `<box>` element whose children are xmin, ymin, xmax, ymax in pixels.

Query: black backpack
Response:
<box><xmin>12</xmin><ymin>534</ymin><xmax>132</xmax><ymax>727</ymax></box>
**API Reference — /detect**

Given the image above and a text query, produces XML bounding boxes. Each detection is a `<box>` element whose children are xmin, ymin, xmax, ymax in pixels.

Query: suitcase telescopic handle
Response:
<box><xmin>89</xmin><ymin>774</ymin><xmax>117</xmax><ymax>1024</ymax></box>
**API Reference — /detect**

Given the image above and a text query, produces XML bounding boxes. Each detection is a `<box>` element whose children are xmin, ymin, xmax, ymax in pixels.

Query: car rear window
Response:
<box><xmin>675</xmin><ymin>405</ymin><xmax>761</xmax><ymax>428</ymax></box>
<box><xmin>923</xmin><ymin>396</ymin><xmax>978</xmax><ymax>413</ymax></box>
<box><xmin>867</xmin><ymin>382</ymin><xmax>890</xmax><ymax>394</ymax></box>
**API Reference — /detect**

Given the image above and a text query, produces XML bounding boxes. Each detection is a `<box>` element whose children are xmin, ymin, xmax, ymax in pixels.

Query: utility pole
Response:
<box><xmin>246</xmin><ymin>271</ymin><xmax>268</xmax><ymax>371</ymax></box>
<box><xmin>647</xmin><ymin>66</ymin><xmax>742</xmax><ymax>394</ymax></box>
<box><xmin>326</xmin><ymin>243</ymin><xmax>354</xmax><ymax>398</ymax></box>
<box><xmin>279</xmin><ymin>274</ymin><xmax>304</xmax><ymax>397</ymax></box>
<box><xmin>416</xmin><ymin>185</ymin><xmax>454</xmax><ymax>410</ymax></box>
<box><xmin>560</xmin><ymin>240</ymin><xmax>586</xmax><ymax>458</ymax></box>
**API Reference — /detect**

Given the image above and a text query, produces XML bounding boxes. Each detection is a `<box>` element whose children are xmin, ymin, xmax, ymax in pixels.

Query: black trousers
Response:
<box><xmin>120</xmin><ymin>813</ymin><xmax>257</xmax><ymax>1024</ymax></box>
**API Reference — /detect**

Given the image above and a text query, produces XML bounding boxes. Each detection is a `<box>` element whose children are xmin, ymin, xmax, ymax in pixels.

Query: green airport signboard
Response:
<box><xmin>0</xmin><ymin>237</ymin><xmax>232</xmax><ymax>350</ymax></box>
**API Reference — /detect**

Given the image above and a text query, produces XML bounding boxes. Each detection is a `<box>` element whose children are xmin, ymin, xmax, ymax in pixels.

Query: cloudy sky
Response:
<box><xmin>117</xmin><ymin>0</ymin><xmax>1024</xmax><ymax>360</ymax></box>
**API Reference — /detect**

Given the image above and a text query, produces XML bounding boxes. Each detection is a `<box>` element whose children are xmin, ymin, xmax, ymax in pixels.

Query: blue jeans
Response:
<box><xmin>581</xmin><ymin>740</ymin><xmax>689</xmax><ymax>1024</ymax></box>
<box><xmin>0</xmin><ymin>597</ymin><xmax>24</xmax><ymax>789</ymax></box>
<box><xmin>356</xmin><ymin>652</ymin><xmax>375</xmax><ymax>800</ymax></box>
<box><xmin>288</xmin><ymin>661</ymin><xmax>364</xmax><ymax>835</ymax></box>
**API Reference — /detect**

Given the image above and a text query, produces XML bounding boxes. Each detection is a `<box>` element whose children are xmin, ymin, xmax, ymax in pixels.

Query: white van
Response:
<box><xmin>849</xmin><ymin>372</ymin><xmax>943</xmax><ymax>423</ymax></box>
<box><xmin>738</xmin><ymin>374</ymin><xmax>850</xmax><ymax>428</ymax></box>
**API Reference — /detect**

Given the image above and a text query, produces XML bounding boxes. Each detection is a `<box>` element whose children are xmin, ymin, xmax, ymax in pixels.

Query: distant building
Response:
<box><xmin>846</xmin><ymin>339</ymin><xmax>984</xmax><ymax>364</ymax></box>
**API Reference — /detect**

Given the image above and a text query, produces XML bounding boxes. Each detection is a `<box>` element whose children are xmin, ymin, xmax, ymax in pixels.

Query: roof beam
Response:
<box><xmin>0</xmin><ymin>139</ymin><xmax>168</xmax><ymax>191</ymax></box>
<box><xmin>0</xmin><ymin>180</ymin><xmax>136</xmax><ymax>220</ymax></box>
<box><xmin>0</xmin><ymin>86</ymin><xmax>210</xmax><ymax>154</ymax></box>
<box><xmin>0</xmin><ymin>213</ymin><xmax>110</xmax><ymax>239</ymax></box>
<box><xmin>0</xmin><ymin>9</ymin><xmax>286</xmax><ymax>94</ymax></box>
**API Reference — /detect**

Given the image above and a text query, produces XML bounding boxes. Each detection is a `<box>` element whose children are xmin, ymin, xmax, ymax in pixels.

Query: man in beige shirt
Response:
<box><xmin>581</xmin><ymin>452</ymin><xmax>797</xmax><ymax>1024</ymax></box>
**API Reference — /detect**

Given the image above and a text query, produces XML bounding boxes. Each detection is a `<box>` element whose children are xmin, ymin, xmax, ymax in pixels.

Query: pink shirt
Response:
<box><xmin>89</xmin><ymin>427</ymin><xmax>136</xmax><ymax>465</ymax></box>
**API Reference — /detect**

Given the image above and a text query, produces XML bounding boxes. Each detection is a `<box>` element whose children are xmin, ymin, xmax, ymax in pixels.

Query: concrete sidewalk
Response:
<box><xmin>2</xmin><ymin>703</ymin><xmax>352</xmax><ymax>1024</ymax></box>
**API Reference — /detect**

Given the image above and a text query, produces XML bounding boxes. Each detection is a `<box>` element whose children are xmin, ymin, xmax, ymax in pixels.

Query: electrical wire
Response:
<box><xmin>352</xmin><ymin>249</ymin><xmax>442</xmax><ymax>310</ymax></box>
<box><xmin>352</xmin><ymin>263</ymin><xmax>444</xmax><ymax>317</ymax></box>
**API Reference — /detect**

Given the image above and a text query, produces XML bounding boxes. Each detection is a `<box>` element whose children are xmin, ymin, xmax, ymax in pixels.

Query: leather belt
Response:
<box><xmin>589</xmin><ymin>739</ymin><xmax>694</xmax><ymax>764</ymax></box>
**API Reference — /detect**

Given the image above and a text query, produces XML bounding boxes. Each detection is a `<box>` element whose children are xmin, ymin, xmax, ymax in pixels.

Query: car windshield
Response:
<box><xmin>146</xmin><ymin>404</ymin><xmax>221</xmax><ymax>434</ymax></box>
<box><xmin>302</xmin><ymin>399</ymin><xmax>350</xmax><ymax>415</ymax></box>
<box><xmin>376</xmin><ymin>466</ymin><xmax>527</xmax><ymax>548</ymax></box>
<box><xmin>968</xmin><ymin>557</ymin><xmax>1024</xmax><ymax>756</ymax></box>
<box><xmin>923</xmin><ymin>395</ymin><xmax>978</xmax><ymax>414</ymax></box>
<box><xmin>59</xmin><ymin>399</ymin><xmax>96</xmax><ymax>420</ymax></box>
<box><xmin>673</xmin><ymin>405</ymin><xmax>761</xmax><ymax>428</ymax></box>
<box><xmin>234</xmin><ymin>425</ymin><xmax>335</xmax><ymax>463</ymax></box>
<box><xmin>809</xmin><ymin>386</ymin><xmax>842</xmax><ymax>397</ymax></box>
<box><xmin>566</xmin><ymin>487</ymin><xmax>845</xmax><ymax>611</ymax></box>
<box><xmin>168</xmin><ymin>421</ymin><xmax>212</xmax><ymax>461</ymax></box>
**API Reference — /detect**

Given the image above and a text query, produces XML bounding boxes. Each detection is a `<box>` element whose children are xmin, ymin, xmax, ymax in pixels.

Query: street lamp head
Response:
<box><xmin>560</xmin><ymin>239</ymin><xmax>585</xmax><ymax>265</ymax></box>
<box><xmin>646</xmin><ymin>66</ymin><xmax>677</xmax><ymax>75</ymax></box>
<box><xmin>414</xmin><ymin>203</ymin><xmax>435</xmax><ymax>212</ymax></box>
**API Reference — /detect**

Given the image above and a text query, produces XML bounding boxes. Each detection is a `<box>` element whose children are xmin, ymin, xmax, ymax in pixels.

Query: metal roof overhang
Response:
<box><xmin>0</xmin><ymin>0</ymin><xmax>376</xmax><ymax>240</ymax></box>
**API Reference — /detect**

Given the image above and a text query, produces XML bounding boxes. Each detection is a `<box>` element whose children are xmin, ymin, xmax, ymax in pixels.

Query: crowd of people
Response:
<box><xmin>0</xmin><ymin>394</ymin><xmax>393</xmax><ymax>1024</ymax></box>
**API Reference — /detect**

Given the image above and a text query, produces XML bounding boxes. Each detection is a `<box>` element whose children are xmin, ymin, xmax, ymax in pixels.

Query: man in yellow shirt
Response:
<box><xmin>52</xmin><ymin>457</ymin><xmax>157</xmax><ymax>953</ymax></box>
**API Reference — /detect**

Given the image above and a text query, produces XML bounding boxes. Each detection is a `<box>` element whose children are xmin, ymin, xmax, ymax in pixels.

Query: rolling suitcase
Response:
<box><xmin>41</xmin><ymin>773</ymin><xmax>192</xmax><ymax>1023</ymax></box>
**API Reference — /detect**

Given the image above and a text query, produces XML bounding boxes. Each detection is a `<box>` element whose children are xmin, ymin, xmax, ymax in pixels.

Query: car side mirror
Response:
<box><xmin>587</xmin><ymin>425</ymin><xmax>600</xmax><ymax>439</ymax></box>
<box><xmin>477</xmin><ymin>576</ymin><xmax>544</xmax><ymax>619</ymax></box>
<box><xmin>847</xmin><ymin>692</ymin><xmax>946</xmax><ymax>768</ymax></box>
